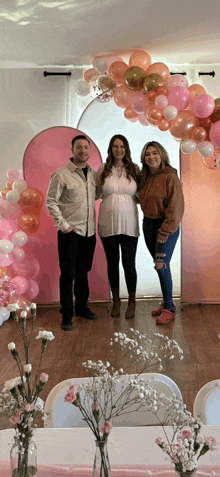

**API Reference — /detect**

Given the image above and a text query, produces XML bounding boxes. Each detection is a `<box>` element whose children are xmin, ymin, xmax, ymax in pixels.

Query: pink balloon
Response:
<box><xmin>0</xmin><ymin>252</ymin><xmax>14</xmax><ymax>267</ymax></box>
<box><xmin>12</xmin><ymin>246</ymin><xmax>26</xmax><ymax>261</ymax></box>
<box><xmin>168</xmin><ymin>86</ymin><xmax>191</xmax><ymax>111</ymax></box>
<box><xmin>131</xmin><ymin>91</ymin><xmax>148</xmax><ymax>114</ymax></box>
<box><xmin>7</xmin><ymin>169</ymin><xmax>19</xmax><ymax>180</ymax></box>
<box><xmin>155</xmin><ymin>94</ymin><xmax>168</xmax><ymax>109</ymax></box>
<box><xmin>167</xmin><ymin>74</ymin><xmax>188</xmax><ymax>90</ymax></box>
<box><xmin>0</xmin><ymin>219</ymin><xmax>19</xmax><ymax>240</ymax></box>
<box><xmin>138</xmin><ymin>114</ymin><xmax>149</xmax><ymax>126</ymax></box>
<box><xmin>210</xmin><ymin>121</ymin><xmax>220</xmax><ymax>148</ymax></box>
<box><xmin>192</xmin><ymin>94</ymin><xmax>215</xmax><ymax>118</ymax></box>
<box><xmin>11</xmin><ymin>276</ymin><xmax>28</xmax><ymax>295</ymax></box>
<box><xmin>106</xmin><ymin>55</ymin><xmax>123</xmax><ymax>72</ymax></box>
<box><xmin>27</xmin><ymin>279</ymin><xmax>39</xmax><ymax>300</ymax></box>
<box><xmin>0</xmin><ymin>201</ymin><xmax>22</xmax><ymax>220</ymax></box>
<box><xmin>11</xmin><ymin>257</ymin><xmax>40</xmax><ymax>280</ymax></box>
<box><xmin>18</xmin><ymin>170</ymin><xmax>24</xmax><ymax>179</ymax></box>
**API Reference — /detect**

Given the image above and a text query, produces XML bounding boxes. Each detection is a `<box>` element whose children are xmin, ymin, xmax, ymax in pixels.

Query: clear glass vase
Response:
<box><xmin>10</xmin><ymin>436</ymin><xmax>37</xmax><ymax>477</ymax></box>
<box><xmin>174</xmin><ymin>466</ymin><xmax>197</xmax><ymax>477</ymax></box>
<box><xmin>92</xmin><ymin>440</ymin><xmax>111</xmax><ymax>477</ymax></box>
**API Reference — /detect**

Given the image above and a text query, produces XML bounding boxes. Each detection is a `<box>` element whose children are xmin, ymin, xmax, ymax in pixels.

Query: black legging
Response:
<box><xmin>101</xmin><ymin>234</ymin><xmax>138</xmax><ymax>293</ymax></box>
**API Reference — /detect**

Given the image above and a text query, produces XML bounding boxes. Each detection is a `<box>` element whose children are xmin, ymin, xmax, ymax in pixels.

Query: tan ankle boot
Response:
<box><xmin>111</xmin><ymin>289</ymin><xmax>121</xmax><ymax>317</ymax></box>
<box><xmin>125</xmin><ymin>292</ymin><xmax>136</xmax><ymax>319</ymax></box>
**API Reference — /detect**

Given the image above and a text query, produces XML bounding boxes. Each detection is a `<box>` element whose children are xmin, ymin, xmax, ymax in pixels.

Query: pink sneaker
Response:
<box><xmin>152</xmin><ymin>304</ymin><xmax>176</xmax><ymax>317</ymax></box>
<box><xmin>156</xmin><ymin>309</ymin><xmax>175</xmax><ymax>324</ymax></box>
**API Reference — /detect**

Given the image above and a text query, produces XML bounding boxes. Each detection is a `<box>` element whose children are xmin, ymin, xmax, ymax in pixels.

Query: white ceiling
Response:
<box><xmin>1</xmin><ymin>0</ymin><xmax>220</xmax><ymax>68</ymax></box>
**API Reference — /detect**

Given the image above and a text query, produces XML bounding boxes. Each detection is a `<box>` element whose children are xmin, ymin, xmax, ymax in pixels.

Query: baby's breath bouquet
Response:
<box><xmin>0</xmin><ymin>304</ymin><xmax>55</xmax><ymax>477</ymax></box>
<box><xmin>64</xmin><ymin>328</ymin><xmax>184</xmax><ymax>477</ymax></box>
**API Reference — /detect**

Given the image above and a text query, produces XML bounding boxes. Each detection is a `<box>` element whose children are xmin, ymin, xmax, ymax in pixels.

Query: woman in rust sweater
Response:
<box><xmin>139</xmin><ymin>141</ymin><xmax>184</xmax><ymax>324</ymax></box>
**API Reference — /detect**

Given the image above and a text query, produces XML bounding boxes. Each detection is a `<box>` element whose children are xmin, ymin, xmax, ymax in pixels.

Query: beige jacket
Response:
<box><xmin>46</xmin><ymin>159</ymin><xmax>97</xmax><ymax>236</ymax></box>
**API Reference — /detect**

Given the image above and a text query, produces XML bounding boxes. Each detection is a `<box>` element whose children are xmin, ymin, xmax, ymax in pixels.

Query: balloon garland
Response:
<box><xmin>76</xmin><ymin>49</ymin><xmax>220</xmax><ymax>165</ymax></box>
<box><xmin>0</xmin><ymin>169</ymin><xmax>44</xmax><ymax>325</ymax></box>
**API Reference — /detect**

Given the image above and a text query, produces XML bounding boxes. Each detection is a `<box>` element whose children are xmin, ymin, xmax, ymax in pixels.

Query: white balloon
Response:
<box><xmin>197</xmin><ymin>141</ymin><xmax>215</xmax><ymax>158</ymax></box>
<box><xmin>216</xmin><ymin>153</ymin><xmax>220</xmax><ymax>169</ymax></box>
<box><xmin>0</xmin><ymin>239</ymin><xmax>14</xmax><ymax>254</ymax></box>
<box><xmin>181</xmin><ymin>139</ymin><xmax>197</xmax><ymax>154</ymax></box>
<box><xmin>0</xmin><ymin>314</ymin><xmax>3</xmax><ymax>326</ymax></box>
<box><xmin>163</xmin><ymin>105</ymin><xmax>178</xmax><ymax>120</ymax></box>
<box><xmin>12</xmin><ymin>246</ymin><xmax>26</xmax><ymax>261</ymax></box>
<box><xmin>75</xmin><ymin>81</ymin><xmax>90</xmax><ymax>97</ymax></box>
<box><xmin>12</xmin><ymin>231</ymin><xmax>28</xmax><ymax>247</ymax></box>
<box><xmin>93</xmin><ymin>57</ymin><xmax>108</xmax><ymax>74</ymax></box>
<box><xmin>71</xmin><ymin>68</ymin><xmax>83</xmax><ymax>80</ymax></box>
<box><xmin>12</xmin><ymin>180</ymin><xmax>27</xmax><ymax>193</ymax></box>
<box><xmin>6</xmin><ymin>189</ymin><xmax>20</xmax><ymax>204</ymax></box>
<box><xmin>0</xmin><ymin>307</ymin><xmax>10</xmax><ymax>321</ymax></box>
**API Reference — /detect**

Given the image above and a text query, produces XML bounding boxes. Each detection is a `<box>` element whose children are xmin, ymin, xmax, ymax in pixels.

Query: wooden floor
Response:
<box><xmin>1</xmin><ymin>298</ymin><xmax>220</xmax><ymax>430</ymax></box>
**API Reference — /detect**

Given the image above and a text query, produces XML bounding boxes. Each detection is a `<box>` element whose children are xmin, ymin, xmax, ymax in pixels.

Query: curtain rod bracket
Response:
<box><xmin>198</xmin><ymin>71</ymin><xmax>215</xmax><ymax>77</ymax></box>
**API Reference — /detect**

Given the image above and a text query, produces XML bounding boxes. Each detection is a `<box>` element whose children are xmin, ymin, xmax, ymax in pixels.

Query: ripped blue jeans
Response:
<box><xmin>143</xmin><ymin>217</ymin><xmax>179</xmax><ymax>311</ymax></box>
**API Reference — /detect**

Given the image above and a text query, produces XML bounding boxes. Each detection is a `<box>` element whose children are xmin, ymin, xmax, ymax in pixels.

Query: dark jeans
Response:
<box><xmin>58</xmin><ymin>230</ymin><xmax>96</xmax><ymax>323</ymax></box>
<box><xmin>101</xmin><ymin>234</ymin><xmax>138</xmax><ymax>294</ymax></box>
<box><xmin>143</xmin><ymin>217</ymin><xmax>179</xmax><ymax>310</ymax></box>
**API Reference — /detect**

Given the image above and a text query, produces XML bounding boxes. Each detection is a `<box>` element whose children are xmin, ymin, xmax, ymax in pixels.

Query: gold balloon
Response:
<box><xmin>123</xmin><ymin>66</ymin><xmax>146</xmax><ymax>91</ymax></box>
<box><xmin>143</xmin><ymin>74</ymin><xmax>164</xmax><ymax>92</ymax></box>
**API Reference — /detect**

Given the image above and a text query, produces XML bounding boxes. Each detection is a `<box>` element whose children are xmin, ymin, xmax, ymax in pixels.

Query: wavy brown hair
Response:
<box><xmin>99</xmin><ymin>134</ymin><xmax>138</xmax><ymax>185</ymax></box>
<box><xmin>138</xmin><ymin>141</ymin><xmax>171</xmax><ymax>190</ymax></box>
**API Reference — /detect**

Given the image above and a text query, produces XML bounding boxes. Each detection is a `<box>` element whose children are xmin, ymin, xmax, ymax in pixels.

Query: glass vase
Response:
<box><xmin>92</xmin><ymin>440</ymin><xmax>111</xmax><ymax>477</ymax></box>
<box><xmin>174</xmin><ymin>466</ymin><xmax>197</xmax><ymax>477</ymax></box>
<box><xmin>10</xmin><ymin>436</ymin><xmax>37</xmax><ymax>477</ymax></box>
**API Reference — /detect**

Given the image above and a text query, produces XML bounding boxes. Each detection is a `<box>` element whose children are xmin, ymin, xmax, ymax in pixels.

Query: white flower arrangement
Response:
<box><xmin>0</xmin><ymin>304</ymin><xmax>54</xmax><ymax>450</ymax></box>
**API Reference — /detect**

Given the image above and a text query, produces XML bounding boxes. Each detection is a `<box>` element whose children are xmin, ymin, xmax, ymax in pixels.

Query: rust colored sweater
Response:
<box><xmin>139</xmin><ymin>165</ymin><xmax>185</xmax><ymax>241</ymax></box>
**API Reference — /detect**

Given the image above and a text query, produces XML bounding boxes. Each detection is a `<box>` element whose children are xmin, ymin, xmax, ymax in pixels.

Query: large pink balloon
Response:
<box><xmin>0</xmin><ymin>219</ymin><xmax>19</xmax><ymax>240</ymax></box>
<box><xmin>167</xmin><ymin>74</ymin><xmax>188</xmax><ymax>90</ymax></box>
<box><xmin>27</xmin><ymin>279</ymin><xmax>39</xmax><ymax>300</ymax></box>
<box><xmin>11</xmin><ymin>257</ymin><xmax>40</xmax><ymax>280</ymax></box>
<box><xmin>0</xmin><ymin>201</ymin><xmax>22</xmax><ymax>220</ymax></box>
<box><xmin>168</xmin><ymin>86</ymin><xmax>191</xmax><ymax>111</ymax></box>
<box><xmin>131</xmin><ymin>91</ymin><xmax>148</xmax><ymax>114</ymax></box>
<box><xmin>11</xmin><ymin>276</ymin><xmax>28</xmax><ymax>295</ymax></box>
<box><xmin>210</xmin><ymin>121</ymin><xmax>220</xmax><ymax>148</ymax></box>
<box><xmin>0</xmin><ymin>252</ymin><xmax>14</xmax><ymax>267</ymax></box>
<box><xmin>192</xmin><ymin>94</ymin><xmax>215</xmax><ymax>118</ymax></box>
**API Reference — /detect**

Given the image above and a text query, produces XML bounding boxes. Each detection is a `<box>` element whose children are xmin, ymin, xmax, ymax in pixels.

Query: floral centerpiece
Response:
<box><xmin>0</xmin><ymin>303</ymin><xmax>55</xmax><ymax>477</ymax></box>
<box><xmin>64</xmin><ymin>328</ymin><xmax>184</xmax><ymax>477</ymax></box>
<box><xmin>155</xmin><ymin>411</ymin><xmax>217</xmax><ymax>476</ymax></box>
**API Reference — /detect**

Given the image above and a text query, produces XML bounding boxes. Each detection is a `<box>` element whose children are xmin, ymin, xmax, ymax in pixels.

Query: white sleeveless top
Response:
<box><xmin>97</xmin><ymin>164</ymin><xmax>140</xmax><ymax>238</ymax></box>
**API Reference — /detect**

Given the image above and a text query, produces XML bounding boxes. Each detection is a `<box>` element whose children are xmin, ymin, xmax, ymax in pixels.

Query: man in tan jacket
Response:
<box><xmin>46</xmin><ymin>135</ymin><xmax>97</xmax><ymax>331</ymax></box>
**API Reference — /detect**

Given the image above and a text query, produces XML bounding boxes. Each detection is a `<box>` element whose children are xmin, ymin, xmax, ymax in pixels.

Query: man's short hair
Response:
<box><xmin>71</xmin><ymin>135</ymin><xmax>90</xmax><ymax>148</ymax></box>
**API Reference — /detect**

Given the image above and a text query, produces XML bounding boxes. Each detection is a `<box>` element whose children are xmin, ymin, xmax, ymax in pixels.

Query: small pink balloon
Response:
<box><xmin>167</xmin><ymin>74</ymin><xmax>188</xmax><ymax>90</ymax></box>
<box><xmin>11</xmin><ymin>276</ymin><xmax>28</xmax><ymax>295</ymax></box>
<box><xmin>155</xmin><ymin>95</ymin><xmax>168</xmax><ymax>109</ymax></box>
<box><xmin>138</xmin><ymin>114</ymin><xmax>149</xmax><ymax>126</ymax></box>
<box><xmin>0</xmin><ymin>219</ymin><xmax>19</xmax><ymax>240</ymax></box>
<box><xmin>0</xmin><ymin>201</ymin><xmax>22</xmax><ymax>220</ymax></box>
<box><xmin>6</xmin><ymin>169</ymin><xmax>19</xmax><ymax>180</ymax></box>
<box><xmin>0</xmin><ymin>252</ymin><xmax>14</xmax><ymax>267</ymax></box>
<box><xmin>11</xmin><ymin>257</ymin><xmax>40</xmax><ymax>280</ymax></box>
<box><xmin>27</xmin><ymin>279</ymin><xmax>39</xmax><ymax>300</ymax></box>
<box><xmin>106</xmin><ymin>55</ymin><xmax>123</xmax><ymax>72</ymax></box>
<box><xmin>131</xmin><ymin>91</ymin><xmax>148</xmax><ymax>114</ymax></box>
<box><xmin>18</xmin><ymin>170</ymin><xmax>24</xmax><ymax>179</ymax></box>
<box><xmin>168</xmin><ymin>86</ymin><xmax>191</xmax><ymax>111</ymax></box>
<box><xmin>210</xmin><ymin>120</ymin><xmax>220</xmax><ymax>149</ymax></box>
<box><xmin>192</xmin><ymin>94</ymin><xmax>215</xmax><ymax>118</ymax></box>
<box><xmin>12</xmin><ymin>247</ymin><xmax>26</xmax><ymax>262</ymax></box>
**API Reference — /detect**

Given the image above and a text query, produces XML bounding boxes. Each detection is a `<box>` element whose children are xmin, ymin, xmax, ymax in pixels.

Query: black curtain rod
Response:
<box><xmin>198</xmin><ymin>71</ymin><xmax>215</xmax><ymax>77</ymax></box>
<box><xmin>170</xmin><ymin>72</ymin><xmax>187</xmax><ymax>75</ymax></box>
<box><xmin>43</xmin><ymin>71</ymin><xmax>71</xmax><ymax>77</ymax></box>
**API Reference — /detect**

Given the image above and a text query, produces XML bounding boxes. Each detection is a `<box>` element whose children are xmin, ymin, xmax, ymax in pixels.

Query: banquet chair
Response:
<box><xmin>193</xmin><ymin>379</ymin><xmax>220</xmax><ymax>424</ymax></box>
<box><xmin>44</xmin><ymin>373</ymin><xmax>183</xmax><ymax>428</ymax></box>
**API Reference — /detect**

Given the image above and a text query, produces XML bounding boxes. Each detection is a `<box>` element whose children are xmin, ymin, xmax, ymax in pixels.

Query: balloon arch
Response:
<box><xmin>76</xmin><ymin>49</ymin><xmax>220</xmax><ymax>167</ymax></box>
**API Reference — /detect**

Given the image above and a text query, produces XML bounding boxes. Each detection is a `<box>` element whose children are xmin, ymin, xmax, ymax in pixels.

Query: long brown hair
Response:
<box><xmin>99</xmin><ymin>134</ymin><xmax>138</xmax><ymax>185</ymax></box>
<box><xmin>138</xmin><ymin>141</ymin><xmax>171</xmax><ymax>190</ymax></box>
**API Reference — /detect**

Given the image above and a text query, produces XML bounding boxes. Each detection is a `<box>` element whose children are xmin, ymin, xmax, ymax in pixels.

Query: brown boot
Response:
<box><xmin>111</xmin><ymin>289</ymin><xmax>121</xmax><ymax>317</ymax></box>
<box><xmin>125</xmin><ymin>292</ymin><xmax>136</xmax><ymax>319</ymax></box>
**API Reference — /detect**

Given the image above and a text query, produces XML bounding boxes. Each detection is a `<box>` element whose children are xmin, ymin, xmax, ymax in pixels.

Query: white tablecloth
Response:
<box><xmin>0</xmin><ymin>426</ymin><xmax>220</xmax><ymax>466</ymax></box>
